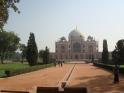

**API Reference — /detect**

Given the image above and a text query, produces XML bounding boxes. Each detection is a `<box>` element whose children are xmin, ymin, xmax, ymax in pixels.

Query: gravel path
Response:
<box><xmin>1</xmin><ymin>62</ymin><xmax>124</xmax><ymax>93</ymax></box>
<box><xmin>68</xmin><ymin>63</ymin><xmax>124</xmax><ymax>93</ymax></box>
<box><xmin>0</xmin><ymin>64</ymin><xmax>73</xmax><ymax>91</ymax></box>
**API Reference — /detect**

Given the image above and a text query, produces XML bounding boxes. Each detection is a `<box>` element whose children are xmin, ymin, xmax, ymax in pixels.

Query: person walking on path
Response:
<box><xmin>60</xmin><ymin>61</ymin><xmax>63</xmax><ymax>67</ymax></box>
<box><xmin>113</xmin><ymin>64</ymin><xmax>120</xmax><ymax>84</ymax></box>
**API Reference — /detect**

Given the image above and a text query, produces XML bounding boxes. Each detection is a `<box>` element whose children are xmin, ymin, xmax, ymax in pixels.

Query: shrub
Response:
<box><xmin>93</xmin><ymin>62</ymin><xmax>124</xmax><ymax>74</ymax></box>
<box><xmin>93</xmin><ymin>62</ymin><xmax>113</xmax><ymax>71</ymax></box>
<box><xmin>5</xmin><ymin>70</ymin><xmax>10</xmax><ymax>77</ymax></box>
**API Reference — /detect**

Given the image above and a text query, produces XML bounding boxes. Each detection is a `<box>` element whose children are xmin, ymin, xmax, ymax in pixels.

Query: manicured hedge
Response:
<box><xmin>93</xmin><ymin>62</ymin><xmax>113</xmax><ymax>71</ymax></box>
<box><xmin>4</xmin><ymin>63</ymin><xmax>54</xmax><ymax>77</ymax></box>
<box><xmin>93</xmin><ymin>62</ymin><xmax>124</xmax><ymax>74</ymax></box>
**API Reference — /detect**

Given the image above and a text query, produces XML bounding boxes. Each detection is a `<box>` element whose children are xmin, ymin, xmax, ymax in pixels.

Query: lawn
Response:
<box><xmin>0</xmin><ymin>70</ymin><xmax>6</xmax><ymax>77</ymax></box>
<box><xmin>94</xmin><ymin>62</ymin><xmax>124</xmax><ymax>74</ymax></box>
<box><xmin>120</xmin><ymin>65</ymin><xmax>124</xmax><ymax>68</ymax></box>
<box><xmin>0</xmin><ymin>63</ymin><xmax>29</xmax><ymax>70</ymax></box>
<box><xmin>0</xmin><ymin>62</ymin><xmax>54</xmax><ymax>77</ymax></box>
<box><xmin>0</xmin><ymin>63</ymin><xmax>29</xmax><ymax>77</ymax></box>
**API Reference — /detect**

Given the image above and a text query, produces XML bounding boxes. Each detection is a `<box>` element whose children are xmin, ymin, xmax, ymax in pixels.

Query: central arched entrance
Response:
<box><xmin>73</xmin><ymin>42</ymin><xmax>81</xmax><ymax>52</ymax></box>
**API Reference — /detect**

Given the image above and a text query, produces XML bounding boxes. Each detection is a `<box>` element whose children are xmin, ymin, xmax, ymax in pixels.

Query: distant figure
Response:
<box><xmin>113</xmin><ymin>64</ymin><xmax>119</xmax><ymax>84</ymax></box>
<box><xmin>60</xmin><ymin>61</ymin><xmax>63</xmax><ymax>67</ymax></box>
<box><xmin>58</xmin><ymin>61</ymin><xmax>61</xmax><ymax>67</ymax></box>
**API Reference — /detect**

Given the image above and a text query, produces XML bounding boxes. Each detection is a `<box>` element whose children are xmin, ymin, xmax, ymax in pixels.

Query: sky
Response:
<box><xmin>5</xmin><ymin>0</ymin><xmax>124</xmax><ymax>52</ymax></box>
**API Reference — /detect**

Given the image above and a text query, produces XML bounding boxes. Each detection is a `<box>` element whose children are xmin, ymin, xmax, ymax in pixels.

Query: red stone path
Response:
<box><xmin>68</xmin><ymin>63</ymin><xmax>124</xmax><ymax>93</ymax></box>
<box><xmin>0</xmin><ymin>62</ymin><xmax>124</xmax><ymax>93</ymax></box>
<box><xmin>0</xmin><ymin>64</ymin><xmax>74</xmax><ymax>91</ymax></box>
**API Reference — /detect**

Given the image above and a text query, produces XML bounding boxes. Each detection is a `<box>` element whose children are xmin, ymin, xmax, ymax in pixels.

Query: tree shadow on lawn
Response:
<box><xmin>71</xmin><ymin>75</ymin><xmax>124</xmax><ymax>93</ymax></box>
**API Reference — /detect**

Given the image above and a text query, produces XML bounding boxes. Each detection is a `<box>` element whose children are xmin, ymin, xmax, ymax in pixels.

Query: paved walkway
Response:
<box><xmin>68</xmin><ymin>63</ymin><xmax>124</xmax><ymax>93</ymax></box>
<box><xmin>0</xmin><ymin>64</ymin><xmax>73</xmax><ymax>91</ymax></box>
<box><xmin>0</xmin><ymin>62</ymin><xmax>124</xmax><ymax>93</ymax></box>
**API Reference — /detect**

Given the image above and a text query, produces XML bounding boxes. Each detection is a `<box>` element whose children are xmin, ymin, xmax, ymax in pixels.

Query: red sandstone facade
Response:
<box><xmin>51</xmin><ymin>28</ymin><xmax>100</xmax><ymax>61</ymax></box>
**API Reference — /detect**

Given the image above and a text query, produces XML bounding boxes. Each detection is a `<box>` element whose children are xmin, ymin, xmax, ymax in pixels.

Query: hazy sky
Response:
<box><xmin>5</xmin><ymin>0</ymin><xmax>124</xmax><ymax>52</ymax></box>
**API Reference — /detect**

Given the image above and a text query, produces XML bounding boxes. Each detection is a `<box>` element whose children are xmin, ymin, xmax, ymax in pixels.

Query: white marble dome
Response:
<box><xmin>69</xmin><ymin>29</ymin><xmax>84</xmax><ymax>40</ymax></box>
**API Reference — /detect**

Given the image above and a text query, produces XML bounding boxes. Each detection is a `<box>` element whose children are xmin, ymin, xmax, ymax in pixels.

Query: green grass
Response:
<box><xmin>94</xmin><ymin>62</ymin><xmax>124</xmax><ymax>74</ymax></box>
<box><xmin>119</xmin><ymin>65</ymin><xmax>124</xmax><ymax>68</ymax></box>
<box><xmin>0</xmin><ymin>63</ymin><xmax>29</xmax><ymax>77</ymax></box>
<box><xmin>0</xmin><ymin>62</ymin><xmax>54</xmax><ymax>77</ymax></box>
<box><xmin>0</xmin><ymin>63</ymin><xmax>29</xmax><ymax>70</ymax></box>
<box><xmin>0</xmin><ymin>70</ymin><xmax>6</xmax><ymax>77</ymax></box>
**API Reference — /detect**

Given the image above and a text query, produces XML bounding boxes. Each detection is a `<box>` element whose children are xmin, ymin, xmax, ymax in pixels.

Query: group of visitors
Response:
<box><xmin>53</xmin><ymin>60</ymin><xmax>64</xmax><ymax>67</ymax></box>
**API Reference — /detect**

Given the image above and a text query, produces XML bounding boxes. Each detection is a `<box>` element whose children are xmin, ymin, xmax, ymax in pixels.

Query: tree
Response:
<box><xmin>26</xmin><ymin>33</ymin><xmax>38</xmax><ymax>66</ymax></box>
<box><xmin>102</xmin><ymin>39</ymin><xmax>109</xmax><ymax>64</ymax></box>
<box><xmin>0</xmin><ymin>0</ymin><xmax>20</xmax><ymax>30</ymax></box>
<box><xmin>0</xmin><ymin>30</ymin><xmax>20</xmax><ymax>63</ymax></box>
<box><xmin>112</xmin><ymin>39</ymin><xmax>124</xmax><ymax>65</ymax></box>
<box><xmin>39</xmin><ymin>50</ymin><xmax>44</xmax><ymax>62</ymax></box>
<box><xmin>112</xmin><ymin>49</ymin><xmax>118</xmax><ymax>65</ymax></box>
<box><xmin>43</xmin><ymin>46</ymin><xmax>49</xmax><ymax>64</ymax></box>
<box><xmin>19</xmin><ymin>44</ymin><xmax>26</xmax><ymax>63</ymax></box>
